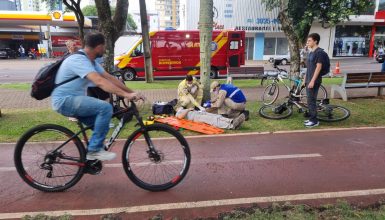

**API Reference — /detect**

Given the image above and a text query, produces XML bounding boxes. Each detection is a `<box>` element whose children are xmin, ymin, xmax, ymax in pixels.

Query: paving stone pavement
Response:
<box><xmin>0</xmin><ymin>86</ymin><xmax>381</xmax><ymax>110</ymax></box>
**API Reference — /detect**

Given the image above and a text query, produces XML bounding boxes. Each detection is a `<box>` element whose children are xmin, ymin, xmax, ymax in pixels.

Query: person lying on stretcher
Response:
<box><xmin>175</xmin><ymin>107</ymin><xmax>246</xmax><ymax>130</ymax></box>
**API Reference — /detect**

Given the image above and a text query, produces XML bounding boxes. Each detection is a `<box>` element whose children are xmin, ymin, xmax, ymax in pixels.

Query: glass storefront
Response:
<box><xmin>333</xmin><ymin>25</ymin><xmax>371</xmax><ymax>57</ymax></box>
<box><xmin>264</xmin><ymin>37</ymin><xmax>288</xmax><ymax>56</ymax></box>
<box><xmin>245</xmin><ymin>37</ymin><xmax>254</xmax><ymax>60</ymax></box>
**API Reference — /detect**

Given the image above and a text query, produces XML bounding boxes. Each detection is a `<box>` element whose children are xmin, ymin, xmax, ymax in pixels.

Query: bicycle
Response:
<box><xmin>259</xmin><ymin>92</ymin><xmax>350</xmax><ymax>122</ymax></box>
<box><xmin>261</xmin><ymin>64</ymin><xmax>327</xmax><ymax>106</ymax></box>
<box><xmin>260</xmin><ymin>64</ymin><xmax>288</xmax><ymax>87</ymax></box>
<box><xmin>14</xmin><ymin>98</ymin><xmax>191</xmax><ymax>192</ymax></box>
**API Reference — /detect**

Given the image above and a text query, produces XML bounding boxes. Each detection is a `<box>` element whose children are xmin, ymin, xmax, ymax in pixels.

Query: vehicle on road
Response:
<box><xmin>114</xmin><ymin>30</ymin><xmax>245</xmax><ymax>80</ymax></box>
<box><xmin>0</xmin><ymin>48</ymin><xmax>17</xmax><ymax>59</ymax></box>
<box><xmin>14</xmin><ymin>84</ymin><xmax>191</xmax><ymax>192</ymax></box>
<box><xmin>268</xmin><ymin>54</ymin><xmax>290</xmax><ymax>65</ymax></box>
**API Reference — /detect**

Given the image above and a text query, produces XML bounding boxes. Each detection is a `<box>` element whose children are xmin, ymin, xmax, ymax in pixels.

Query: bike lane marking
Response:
<box><xmin>2</xmin><ymin>188</ymin><xmax>385</xmax><ymax>219</ymax></box>
<box><xmin>0</xmin><ymin>153</ymin><xmax>322</xmax><ymax>172</ymax></box>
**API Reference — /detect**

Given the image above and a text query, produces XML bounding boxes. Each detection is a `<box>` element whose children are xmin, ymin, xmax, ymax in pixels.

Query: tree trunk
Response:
<box><xmin>63</xmin><ymin>0</ymin><xmax>85</xmax><ymax>44</ymax></box>
<box><xmin>95</xmin><ymin>0</ymin><xmax>128</xmax><ymax>73</ymax></box>
<box><xmin>139</xmin><ymin>0</ymin><xmax>154</xmax><ymax>83</ymax></box>
<box><xmin>278</xmin><ymin>0</ymin><xmax>300</xmax><ymax>77</ymax></box>
<box><xmin>199</xmin><ymin>0</ymin><xmax>213</xmax><ymax>102</ymax></box>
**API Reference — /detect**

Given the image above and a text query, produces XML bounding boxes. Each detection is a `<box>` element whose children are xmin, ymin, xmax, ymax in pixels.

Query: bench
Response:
<box><xmin>330</xmin><ymin>72</ymin><xmax>385</xmax><ymax>101</ymax></box>
<box><xmin>227</xmin><ymin>66</ymin><xmax>264</xmax><ymax>78</ymax></box>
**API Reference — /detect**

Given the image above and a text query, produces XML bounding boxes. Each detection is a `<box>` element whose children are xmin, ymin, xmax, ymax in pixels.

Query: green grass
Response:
<box><xmin>0</xmin><ymin>78</ymin><xmax>343</xmax><ymax>91</ymax></box>
<box><xmin>1</xmin><ymin>98</ymin><xmax>384</xmax><ymax>142</ymax></box>
<box><xmin>219</xmin><ymin>201</ymin><xmax>385</xmax><ymax>220</ymax></box>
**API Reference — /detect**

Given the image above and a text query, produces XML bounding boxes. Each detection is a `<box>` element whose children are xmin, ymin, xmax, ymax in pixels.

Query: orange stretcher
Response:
<box><xmin>154</xmin><ymin>116</ymin><xmax>224</xmax><ymax>135</ymax></box>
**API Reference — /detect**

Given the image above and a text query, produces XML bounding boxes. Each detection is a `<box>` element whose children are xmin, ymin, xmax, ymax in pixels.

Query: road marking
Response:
<box><xmin>3</xmin><ymin>188</ymin><xmax>385</xmax><ymax>218</ymax></box>
<box><xmin>251</xmin><ymin>153</ymin><xmax>322</xmax><ymax>160</ymax></box>
<box><xmin>0</xmin><ymin>154</ymin><xmax>321</xmax><ymax>172</ymax></box>
<box><xmin>1</xmin><ymin>126</ymin><xmax>385</xmax><ymax>146</ymax></box>
<box><xmin>0</xmin><ymin>167</ymin><xmax>16</xmax><ymax>172</ymax></box>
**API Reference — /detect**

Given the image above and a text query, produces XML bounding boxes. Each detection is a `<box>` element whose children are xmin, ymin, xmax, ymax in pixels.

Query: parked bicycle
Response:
<box><xmin>260</xmin><ymin>64</ymin><xmax>288</xmax><ymax>87</ymax></box>
<box><xmin>14</xmin><ymin>97</ymin><xmax>191</xmax><ymax>192</ymax></box>
<box><xmin>259</xmin><ymin>93</ymin><xmax>350</xmax><ymax>122</ymax></box>
<box><xmin>261</xmin><ymin>64</ymin><xmax>327</xmax><ymax>105</ymax></box>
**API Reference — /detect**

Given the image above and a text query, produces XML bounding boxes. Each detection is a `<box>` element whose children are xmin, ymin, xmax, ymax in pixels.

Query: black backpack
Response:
<box><xmin>315</xmin><ymin>48</ymin><xmax>330</xmax><ymax>76</ymax></box>
<box><xmin>30</xmin><ymin>51</ymin><xmax>85</xmax><ymax>100</ymax></box>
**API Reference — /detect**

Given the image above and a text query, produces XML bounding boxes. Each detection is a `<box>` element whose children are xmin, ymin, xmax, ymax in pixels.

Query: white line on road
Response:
<box><xmin>2</xmin><ymin>188</ymin><xmax>385</xmax><ymax>219</ymax></box>
<box><xmin>251</xmin><ymin>154</ymin><xmax>322</xmax><ymax>160</ymax></box>
<box><xmin>0</xmin><ymin>154</ymin><xmax>321</xmax><ymax>172</ymax></box>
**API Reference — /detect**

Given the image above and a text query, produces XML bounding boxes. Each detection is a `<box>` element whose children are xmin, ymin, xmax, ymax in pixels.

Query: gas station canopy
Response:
<box><xmin>0</xmin><ymin>11</ymin><xmax>92</xmax><ymax>28</ymax></box>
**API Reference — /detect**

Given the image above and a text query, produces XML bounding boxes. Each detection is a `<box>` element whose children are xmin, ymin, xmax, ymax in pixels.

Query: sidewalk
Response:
<box><xmin>0</xmin><ymin>86</ymin><xmax>381</xmax><ymax>110</ymax></box>
<box><xmin>0</xmin><ymin>87</ymin><xmax>266</xmax><ymax>110</ymax></box>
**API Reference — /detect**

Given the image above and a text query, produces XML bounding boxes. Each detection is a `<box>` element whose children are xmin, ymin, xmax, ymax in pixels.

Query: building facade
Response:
<box><xmin>0</xmin><ymin>0</ymin><xmax>19</xmax><ymax>11</ymax></box>
<box><xmin>156</xmin><ymin>0</ymin><xmax>180</xmax><ymax>29</ymax></box>
<box><xmin>180</xmin><ymin>0</ymin><xmax>385</xmax><ymax>60</ymax></box>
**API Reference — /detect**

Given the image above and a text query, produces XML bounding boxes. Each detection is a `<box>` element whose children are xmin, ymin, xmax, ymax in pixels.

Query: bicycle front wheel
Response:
<box><xmin>299</xmin><ymin>85</ymin><xmax>328</xmax><ymax>106</ymax></box>
<box><xmin>14</xmin><ymin>124</ymin><xmax>86</xmax><ymax>192</ymax></box>
<box><xmin>259</xmin><ymin>103</ymin><xmax>293</xmax><ymax>120</ymax></box>
<box><xmin>262</xmin><ymin>83</ymin><xmax>279</xmax><ymax>105</ymax></box>
<box><xmin>317</xmin><ymin>105</ymin><xmax>350</xmax><ymax>122</ymax></box>
<box><xmin>122</xmin><ymin>124</ymin><xmax>191</xmax><ymax>191</ymax></box>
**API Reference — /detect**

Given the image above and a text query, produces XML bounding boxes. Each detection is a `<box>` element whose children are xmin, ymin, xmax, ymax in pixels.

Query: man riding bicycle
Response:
<box><xmin>51</xmin><ymin>32</ymin><xmax>143</xmax><ymax>161</ymax></box>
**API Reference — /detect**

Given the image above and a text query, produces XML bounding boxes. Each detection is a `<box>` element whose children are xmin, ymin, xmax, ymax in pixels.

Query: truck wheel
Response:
<box><xmin>210</xmin><ymin>68</ymin><xmax>218</xmax><ymax>79</ymax></box>
<box><xmin>281</xmin><ymin>59</ymin><xmax>288</xmax><ymax>65</ymax></box>
<box><xmin>123</xmin><ymin>69</ymin><xmax>136</xmax><ymax>81</ymax></box>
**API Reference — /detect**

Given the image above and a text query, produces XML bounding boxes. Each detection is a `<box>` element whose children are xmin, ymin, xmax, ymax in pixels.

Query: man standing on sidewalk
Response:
<box><xmin>304</xmin><ymin>33</ymin><xmax>329</xmax><ymax>128</ymax></box>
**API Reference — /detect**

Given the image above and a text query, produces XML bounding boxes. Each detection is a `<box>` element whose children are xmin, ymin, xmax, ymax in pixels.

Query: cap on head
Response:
<box><xmin>210</xmin><ymin>81</ymin><xmax>220</xmax><ymax>91</ymax></box>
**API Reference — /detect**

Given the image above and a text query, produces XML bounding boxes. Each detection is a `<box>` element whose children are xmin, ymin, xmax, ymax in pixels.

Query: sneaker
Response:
<box><xmin>241</xmin><ymin>110</ymin><xmax>250</xmax><ymax>121</ymax></box>
<box><xmin>303</xmin><ymin>119</ymin><xmax>310</xmax><ymax>124</ymax></box>
<box><xmin>232</xmin><ymin>113</ymin><xmax>246</xmax><ymax>129</ymax></box>
<box><xmin>87</xmin><ymin>150</ymin><xmax>116</xmax><ymax>161</ymax></box>
<box><xmin>304</xmin><ymin>121</ymin><xmax>319</xmax><ymax>128</ymax></box>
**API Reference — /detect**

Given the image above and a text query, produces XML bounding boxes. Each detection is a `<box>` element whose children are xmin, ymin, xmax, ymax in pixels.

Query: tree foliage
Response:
<box><xmin>82</xmin><ymin>5</ymin><xmax>137</xmax><ymax>31</ymax></box>
<box><xmin>263</xmin><ymin>0</ymin><xmax>373</xmax><ymax>45</ymax></box>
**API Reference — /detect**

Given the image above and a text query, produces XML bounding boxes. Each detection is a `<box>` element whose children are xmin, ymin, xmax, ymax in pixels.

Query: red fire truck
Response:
<box><xmin>114</xmin><ymin>30</ymin><xmax>245</xmax><ymax>80</ymax></box>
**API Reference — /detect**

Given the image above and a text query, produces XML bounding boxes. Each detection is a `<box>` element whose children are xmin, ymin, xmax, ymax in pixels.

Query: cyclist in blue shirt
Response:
<box><xmin>52</xmin><ymin>32</ymin><xmax>143</xmax><ymax>161</ymax></box>
<box><xmin>208</xmin><ymin>81</ymin><xmax>248</xmax><ymax>120</ymax></box>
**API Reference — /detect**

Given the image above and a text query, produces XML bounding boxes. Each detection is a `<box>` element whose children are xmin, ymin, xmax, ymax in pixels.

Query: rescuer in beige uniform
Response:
<box><xmin>177</xmin><ymin>75</ymin><xmax>204</xmax><ymax>110</ymax></box>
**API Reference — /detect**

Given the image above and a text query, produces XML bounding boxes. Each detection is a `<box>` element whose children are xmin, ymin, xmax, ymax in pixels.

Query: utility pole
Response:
<box><xmin>199</xmin><ymin>0</ymin><xmax>213</xmax><ymax>101</ymax></box>
<box><xmin>139</xmin><ymin>0</ymin><xmax>154</xmax><ymax>83</ymax></box>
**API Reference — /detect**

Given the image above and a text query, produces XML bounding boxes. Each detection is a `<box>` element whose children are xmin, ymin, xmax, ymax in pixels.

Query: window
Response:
<box><xmin>276</xmin><ymin>38</ymin><xmax>289</xmax><ymax>55</ymax></box>
<box><xmin>264</xmin><ymin>38</ymin><xmax>276</xmax><ymax>55</ymax></box>
<box><xmin>380</xmin><ymin>0</ymin><xmax>385</xmax><ymax>11</ymax></box>
<box><xmin>131</xmin><ymin>43</ymin><xmax>143</xmax><ymax>57</ymax></box>
<box><xmin>230</xmin><ymin>41</ymin><xmax>239</xmax><ymax>50</ymax></box>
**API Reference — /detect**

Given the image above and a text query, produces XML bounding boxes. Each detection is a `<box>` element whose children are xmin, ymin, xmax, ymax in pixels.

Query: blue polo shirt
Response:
<box><xmin>51</xmin><ymin>50</ymin><xmax>105</xmax><ymax>110</ymax></box>
<box><xmin>220</xmin><ymin>84</ymin><xmax>246</xmax><ymax>103</ymax></box>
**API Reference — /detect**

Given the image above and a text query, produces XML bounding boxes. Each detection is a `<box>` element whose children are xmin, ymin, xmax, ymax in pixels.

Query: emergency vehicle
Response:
<box><xmin>114</xmin><ymin>30</ymin><xmax>245</xmax><ymax>80</ymax></box>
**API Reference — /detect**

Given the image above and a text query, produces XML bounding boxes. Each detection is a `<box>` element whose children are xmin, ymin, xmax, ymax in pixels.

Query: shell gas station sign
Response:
<box><xmin>51</xmin><ymin>11</ymin><xmax>63</xmax><ymax>21</ymax></box>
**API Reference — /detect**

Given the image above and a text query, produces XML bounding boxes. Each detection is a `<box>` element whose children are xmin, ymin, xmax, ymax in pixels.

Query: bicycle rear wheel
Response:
<box><xmin>14</xmin><ymin>124</ymin><xmax>86</xmax><ymax>192</ymax></box>
<box><xmin>262</xmin><ymin>83</ymin><xmax>279</xmax><ymax>105</ymax></box>
<box><xmin>259</xmin><ymin>103</ymin><xmax>293</xmax><ymax>120</ymax></box>
<box><xmin>317</xmin><ymin>105</ymin><xmax>350</xmax><ymax>122</ymax></box>
<box><xmin>122</xmin><ymin>124</ymin><xmax>191</xmax><ymax>191</ymax></box>
<box><xmin>299</xmin><ymin>85</ymin><xmax>328</xmax><ymax>106</ymax></box>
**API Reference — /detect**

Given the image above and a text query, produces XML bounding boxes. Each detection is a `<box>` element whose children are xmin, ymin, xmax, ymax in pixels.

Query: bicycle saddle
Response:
<box><xmin>266</xmin><ymin>72</ymin><xmax>279</xmax><ymax>77</ymax></box>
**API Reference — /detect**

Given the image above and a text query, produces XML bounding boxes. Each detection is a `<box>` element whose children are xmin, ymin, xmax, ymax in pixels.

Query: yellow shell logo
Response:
<box><xmin>52</xmin><ymin>12</ymin><xmax>61</xmax><ymax>20</ymax></box>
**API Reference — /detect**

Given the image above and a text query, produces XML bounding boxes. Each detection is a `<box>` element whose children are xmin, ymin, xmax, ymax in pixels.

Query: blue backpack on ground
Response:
<box><xmin>30</xmin><ymin>51</ymin><xmax>85</xmax><ymax>100</ymax></box>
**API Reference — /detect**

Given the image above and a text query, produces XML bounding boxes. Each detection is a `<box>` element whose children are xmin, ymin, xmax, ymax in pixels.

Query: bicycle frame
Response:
<box><xmin>52</xmin><ymin>101</ymin><xmax>155</xmax><ymax>156</ymax></box>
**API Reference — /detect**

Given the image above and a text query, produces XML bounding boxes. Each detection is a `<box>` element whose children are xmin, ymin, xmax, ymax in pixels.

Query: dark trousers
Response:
<box><xmin>306</xmin><ymin>83</ymin><xmax>321</xmax><ymax>123</ymax></box>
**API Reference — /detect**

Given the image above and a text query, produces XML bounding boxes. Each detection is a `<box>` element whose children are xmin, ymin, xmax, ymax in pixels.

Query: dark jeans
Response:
<box><xmin>306</xmin><ymin>83</ymin><xmax>321</xmax><ymax>123</ymax></box>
